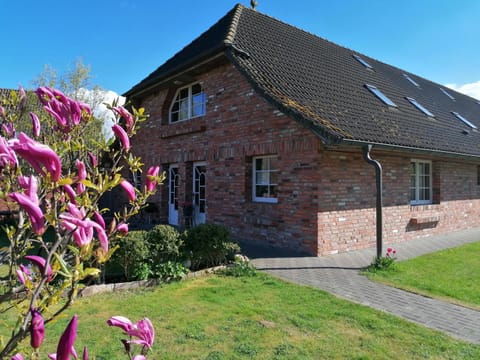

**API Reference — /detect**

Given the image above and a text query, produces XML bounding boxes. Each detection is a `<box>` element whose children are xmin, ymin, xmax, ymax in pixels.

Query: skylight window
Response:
<box><xmin>451</xmin><ymin>111</ymin><xmax>477</xmax><ymax>129</ymax></box>
<box><xmin>365</xmin><ymin>84</ymin><xmax>397</xmax><ymax>107</ymax></box>
<box><xmin>353</xmin><ymin>54</ymin><xmax>373</xmax><ymax>69</ymax></box>
<box><xmin>406</xmin><ymin>97</ymin><xmax>434</xmax><ymax>117</ymax></box>
<box><xmin>403</xmin><ymin>73</ymin><xmax>420</xmax><ymax>88</ymax></box>
<box><xmin>440</xmin><ymin>88</ymin><xmax>455</xmax><ymax>100</ymax></box>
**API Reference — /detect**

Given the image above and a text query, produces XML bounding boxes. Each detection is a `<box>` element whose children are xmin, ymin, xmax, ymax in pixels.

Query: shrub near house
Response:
<box><xmin>107</xmin><ymin>224</ymin><xmax>240</xmax><ymax>281</ymax></box>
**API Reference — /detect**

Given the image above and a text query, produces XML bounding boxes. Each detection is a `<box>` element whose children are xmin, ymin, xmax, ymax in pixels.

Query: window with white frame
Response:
<box><xmin>253</xmin><ymin>156</ymin><xmax>278</xmax><ymax>203</ymax></box>
<box><xmin>169</xmin><ymin>83</ymin><xmax>206</xmax><ymax>123</ymax></box>
<box><xmin>410</xmin><ymin>160</ymin><xmax>432</xmax><ymax>204</ymax></box>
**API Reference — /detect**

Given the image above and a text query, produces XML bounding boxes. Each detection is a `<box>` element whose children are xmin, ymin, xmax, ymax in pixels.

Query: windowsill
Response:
<box><xmin>161</xmin><ymin>118</ymin><xmax>206</xmax><ymax>138</ymax></box>
<box><xmin>253</xmin><ymin>198</ymin><xmax>278</xmax><ymax>204</ymax></box>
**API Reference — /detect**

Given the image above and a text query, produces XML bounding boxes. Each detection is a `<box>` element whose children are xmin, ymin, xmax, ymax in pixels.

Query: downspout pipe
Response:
<box><xmin>362</xmin><ymin>144</ymin><xmax>383</xmax><ymax>259</ymax></box>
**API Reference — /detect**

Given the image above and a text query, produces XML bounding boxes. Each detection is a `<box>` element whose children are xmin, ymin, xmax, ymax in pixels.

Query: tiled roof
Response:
<box><xmin>126</xmin><ymin>4</ymin><xmax>480</xmax><ymax>157</ymax></box>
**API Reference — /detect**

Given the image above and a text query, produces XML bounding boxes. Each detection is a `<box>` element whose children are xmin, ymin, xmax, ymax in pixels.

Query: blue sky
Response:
<box><xmin>1</xmin><ymin>0</ymin><xmax>479</xmax><ymax>97</ymax></box>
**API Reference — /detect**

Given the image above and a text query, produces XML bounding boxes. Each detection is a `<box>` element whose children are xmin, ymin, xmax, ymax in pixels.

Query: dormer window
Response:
<box><xmin>169</xmin><ymin>83</ymin><xmax>206</xmax><ymax>123</ymax></box>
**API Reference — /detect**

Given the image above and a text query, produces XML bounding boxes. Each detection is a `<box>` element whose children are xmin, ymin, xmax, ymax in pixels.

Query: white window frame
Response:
<box><xmin>410</xmin><ymin>159</ymin><xmax>433</xmax><ymax>205</ymax></box>
<box><xmin>169</xmin><ymin>82</ymin><xmax>206</xmax><ymax>123</ymax></box>
<box><xmin>253</xmin><ymin>155</ymin><xmax>278</xmax><ymax>203</ymax></box>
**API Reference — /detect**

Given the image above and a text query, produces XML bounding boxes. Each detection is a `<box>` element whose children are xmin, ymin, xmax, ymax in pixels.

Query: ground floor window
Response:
<box><xmin>410</xmin><ymin>159</ymin><xmax>432</xmax><ymax>205</ymax></box>
<box><xmin>253</xmin><ymin>155</ymin><xmax>278</xmax><ymax>203</ymax></box>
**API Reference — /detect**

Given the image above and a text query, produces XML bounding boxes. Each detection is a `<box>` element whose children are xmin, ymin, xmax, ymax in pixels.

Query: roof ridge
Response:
<box><xmin>224</xmin><ymin>4</ymin><xmax>245</xmax><ymax>46</ymax></box>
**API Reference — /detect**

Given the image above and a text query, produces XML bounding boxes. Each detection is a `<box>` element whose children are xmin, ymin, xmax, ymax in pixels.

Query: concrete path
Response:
<box><xmin>249</xmin><ymin>228</ymin><xmax>480</xmax><ymax>344</ymax></box>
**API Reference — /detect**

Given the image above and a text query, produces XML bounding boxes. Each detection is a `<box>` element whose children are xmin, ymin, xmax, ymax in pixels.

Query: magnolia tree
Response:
<box><xmin>0</xmin><ymin>87</ymin><xmax>163</xmax><ymax>359</ymax></box>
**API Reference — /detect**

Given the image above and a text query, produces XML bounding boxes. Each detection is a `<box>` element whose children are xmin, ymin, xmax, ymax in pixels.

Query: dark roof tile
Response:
<box><xmin>126</xmin><ymin>4</ymin><xmax>480</xmax><ymax>157</ymax></box>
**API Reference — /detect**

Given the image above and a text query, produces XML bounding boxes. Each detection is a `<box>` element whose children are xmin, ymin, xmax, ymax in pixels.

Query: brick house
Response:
<box><xmin>124</xmin><ymin>4</ymin><xmax>480</xmax><ymax>256</ymax></box>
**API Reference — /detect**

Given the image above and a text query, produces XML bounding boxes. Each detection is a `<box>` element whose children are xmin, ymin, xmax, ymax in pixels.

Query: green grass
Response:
<box><xmin>3</xmin><ymin>273</ymin><xmax>480</xmax><ymax>359</ymax></box>
<box><xmin>366</xmin><ymin>241</ymin><xmax>480</xmax><ymax>309</ymax></box>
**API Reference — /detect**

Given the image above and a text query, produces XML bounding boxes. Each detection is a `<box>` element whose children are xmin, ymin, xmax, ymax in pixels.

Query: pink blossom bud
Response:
<box><xmin>120</xmin><ymin>180</ymin><xmax>136</xmax><ymax>202</ymax></box>
<box><xmin>112</xmin><ymin>124</ymin><xmax>130</xmax><ymax>151</ymax></box>
<box><xmin>30</xmin><ymin>112</ymin><xmax>41</xmax><ymax>138</ymax></box>
<box><xmin>30</xmin><ymin>308</ymin><xmax>45</xmax><ymax>349</ymax></box>
<box><xmin>146</xmin><ymin>166</ymin><xmax>160</xmax><ymax>192</ymax></box>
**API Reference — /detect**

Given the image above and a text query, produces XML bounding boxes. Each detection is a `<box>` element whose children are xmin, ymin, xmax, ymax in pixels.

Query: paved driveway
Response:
<box><xmin>249</xmin><ymin>228</ymin><xmax>480</xmax><ymax>344</ymax></box>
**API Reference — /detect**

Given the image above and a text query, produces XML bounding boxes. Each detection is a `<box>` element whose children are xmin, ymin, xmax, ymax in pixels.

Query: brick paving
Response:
<box><xmin>249</xmin><ymin>228</ymin><xmax>480</xmax><ymax>344</ymax></box>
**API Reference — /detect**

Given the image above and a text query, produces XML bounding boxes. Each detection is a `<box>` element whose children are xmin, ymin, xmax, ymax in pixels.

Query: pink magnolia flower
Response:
<box><xmin>2</xmin><ymin>122</ymin><xmax>15</xmax><ymax>137</ymax></box>
<box><xmin>76</xmin><ymin>159</ymin><xmax>87</xmax><ymax>194</ymax></box>
<box><xmin>116</xmin><ymin>222</ymin><xmax>129</xmax><ymax>235</ymax></box>
<box><xmin>60</xmin><ymin>203</ymin><xmax>108</xmax><ymax>252</ymax></box>
<box><xmin>94</xmin><ymin>211</ymin><xmax>106</xmax><ymax>230</ymax></box>
<box><xmin>128</xmin><ymin>318</ymin><xmax>155</xmax><ymax>350</ymax></box>
<box><xmin>36</xmin><ymin>87</ymin><xmax>91</xmax><ymax>133</ymax></box>
<box><xmin>30</xmin><ymin>112</ymin><xmax>41</xmax><ymax>138</ymax></box>
<box><xmin>0</xmin><ymin>135</ymin><xmax>18</xmax><ymax>168</ymax></box>
<box><xmin>30</xmin><ymin>308</ymin><xmax>45</xmax><ymax>349</ymax></box>
<box><xmin>113</xmin><ymin>106</ymin><xmax>134</xmax><ymax>132</ymax></box>
<box><xmin>63</xmin><ymin>184</ymin><xmax>77</xmax><ymax>204</ymax></box>
<box><xmin>133</xmin><ymin>356</ymin><xmax>146</xmax><ymax>360</ymax></box>
<box><xmin>112</xmin><ymin>124</ymin><xmax>130</xmax><ymax>151</ymax></box>
<box><xmin>49</xmin><ymin>315</ymin><xmax>78</xmax><ymax>360</ymax></box>
<box><xmin>146</xmin><ymin>166</ymin><xmax>160</xmax><ymax>192</ymax></box>
<box><xmin>18</xmin><ymin>85</ymin><xmax>26</xmax><ymax>110</ymax></box>
<box><xmin>16</xmin><ymin>264</ymin><xmax>32</xmax><ymax>285</ymax></box>
<box><xmin>9</xmin><ymin>192</ymin><xmax>45</xmax><ymax>235</ymax></box>
<box><xmin>25</xmin><ymin>255</ymin><xmax>54</xmax><ymax>281</ymax></box>
<box><xmin>120</xmin><ymin>180</ymin><xmax>136</xmax><ymax>202</ymax></box>
<box><xmin>11</xmin><ymin>354</ymin><xmax>24</xmax><ymax>360</ymax></box>
<box><xmin>18</xmin><ymin>175</ymin><xmax>39</xmax><ymax>203</ymax></box>
<box><xmin>88</xmin><ymin>152</ymin><xmax>97</xmax><ymax>167</ymax></box>
<box><xmin>82</xmin><ymin>346</ymin><xmax>89</xmax><ymax>360</ymax></box>
<box><xmin>106</xmin><ymin>316</ymin><xmax>134</xmax><ymax>333</ymax></box>
<box><xmin>10</xmin><ymin>132</ymin><xmax>61</xmax><ymax>181</ymax></box>
<box><xmin>107</xmin><ymin>316</ymin><xmax>154</xmax><ymax>351</ymax></box>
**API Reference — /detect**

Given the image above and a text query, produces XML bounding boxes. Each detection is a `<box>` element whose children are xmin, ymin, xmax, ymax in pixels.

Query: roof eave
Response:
<box><xmin>341</xmin><ymin>138</ymin><xmax>480</xmax><ymax>160</ymax></box>
<box><xmin>124</xmin><ymin>47</ymin><xmax>228</xmax><ymax>99</ymax></box>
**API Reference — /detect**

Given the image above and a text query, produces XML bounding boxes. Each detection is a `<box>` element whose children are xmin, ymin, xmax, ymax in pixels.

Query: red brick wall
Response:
<box><xmin>132</xmin><ymin>62</ymin><xmax>480</xmax><ymax>256</ymax></box>
<box><xmin>132</xmin><ymin>63</ymin><xmax>323</xmax><ymax>254</ymax></box>
<box><xmin>317</xmin><ymin>147</ymin><xmax>480</xmax><ymax>255</ymax></box>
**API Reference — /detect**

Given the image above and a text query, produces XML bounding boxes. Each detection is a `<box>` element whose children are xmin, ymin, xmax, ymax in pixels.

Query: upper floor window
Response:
<box><xmin>169</xmin><ymin>83</ymin><xmax>206</xmax><ymax>123</ymax></box>
<box><xmin>253</xmin><ymin>156</ymin><xmax>278</xmax><ymax>203</ymax></box>
<box><xmin>410</xmin><ymin>159</ymin><xmax>432</xmax><ymax>205</ymax></box>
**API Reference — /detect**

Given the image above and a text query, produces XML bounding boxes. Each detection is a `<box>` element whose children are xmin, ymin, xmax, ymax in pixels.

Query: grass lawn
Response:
<box><xmin>366</xmin><ymin>241</ymin><xmax>480</xmax><ymax>309</ymax></box>
<box><xmin>2</xmin><ymin>273</ymin><xmax>480</xmax><ymax>359</ymax></box>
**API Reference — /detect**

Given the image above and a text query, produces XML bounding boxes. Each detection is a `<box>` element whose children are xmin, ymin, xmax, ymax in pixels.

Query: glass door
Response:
<box><xmin>193</xmin><ymin>162</ymin><xmax>206</xmax><ymax>224</ymax></box>
<box><xmin>168</xmin><ymin>165</ymin><xmax>180</xmax><ymax>225</ymax></box>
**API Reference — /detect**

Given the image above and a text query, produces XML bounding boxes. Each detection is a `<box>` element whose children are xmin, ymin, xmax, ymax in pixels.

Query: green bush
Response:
<box><xmin>144</xmin><ymin>224</ymin><xmax>183</xmax><ymax>264</ymax></box>
<box><xmin>218</xmin><ymin>254</ymin><xmax>256</xmax><ymax>277</ymax></box>
<box><xmin>152</xmin><ymin>261</ymin><xmax>188</xmax><ymax>282</ymax></box>
<box><xmin>107</xmin><ymin>230</ymin><xmax>149</xmax><ymax>281</ymax></box>
<box><xmin>183</xmin><ymin>224</ymin><xmax>240</xmax><ymax>270</ymax></box>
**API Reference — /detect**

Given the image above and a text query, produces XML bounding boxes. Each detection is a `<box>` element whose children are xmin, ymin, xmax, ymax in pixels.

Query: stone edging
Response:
<box><xmin>79</xmin><ymin>265</ymin><xmax>226</xmax><ymax>298</ymax></box>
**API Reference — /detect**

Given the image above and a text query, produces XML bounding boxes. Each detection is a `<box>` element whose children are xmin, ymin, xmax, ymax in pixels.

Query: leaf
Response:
<box><xmin>80</xmin><ymin>179</ymin><xmax>99</xmax><ymax>190</ymax></box>
<box><xmin>53</xmin><ymin>252</ymin><xmax>72</xmax><ymax>279</ymax></box>
<box><xmin>80</xmin><ymin>267</ymin><xmax>101</xmax><ymax>279</ymax></box>
<box><xmin>58</xmin><ymin>178</ymin><xmax>74</xmax><ymax>186</ymax></box>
